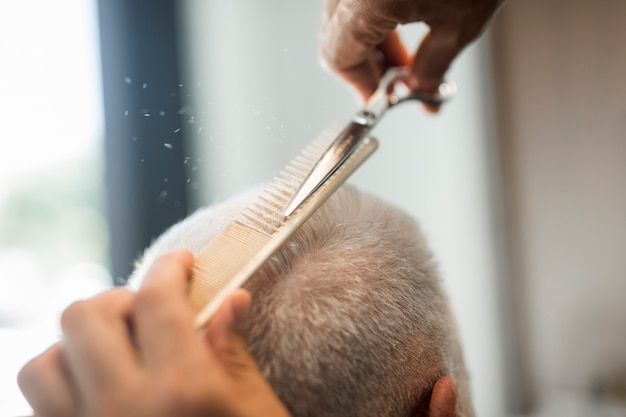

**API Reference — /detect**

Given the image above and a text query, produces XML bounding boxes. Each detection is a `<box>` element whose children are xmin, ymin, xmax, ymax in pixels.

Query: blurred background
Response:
<box><xmin>1</xmin><ymin>1</ymin><xmax>624</xmax><ymax>416</ymax></box>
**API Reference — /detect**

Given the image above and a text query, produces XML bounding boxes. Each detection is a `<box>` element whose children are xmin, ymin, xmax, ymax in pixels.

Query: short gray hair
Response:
<box><xmin>130</xmin><ymin>185</ymin><xmax>473</xmax><ymax>417</ymax></box>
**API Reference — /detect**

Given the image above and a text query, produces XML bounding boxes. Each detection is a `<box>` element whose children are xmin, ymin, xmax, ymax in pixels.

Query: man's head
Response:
<box><xmin>130</xmin><ymin>185</ymin><xmax>473</xmax><ymax>417</ymax></box>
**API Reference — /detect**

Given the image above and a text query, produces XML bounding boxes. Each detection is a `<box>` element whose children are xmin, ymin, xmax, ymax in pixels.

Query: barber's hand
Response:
<box><xmin>18</xmin><ymin>251</ymin><xmax>291</xmax><ymax>417</ymax></box>
<box><xmin>320</xmin><ymin>0</ymin><xmax>505</xmax><ymax>106</ymax></box>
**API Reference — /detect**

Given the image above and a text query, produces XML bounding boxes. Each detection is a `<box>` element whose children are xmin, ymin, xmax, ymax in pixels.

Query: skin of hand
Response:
<box><xmin>320</xmin><ymin>0</ymin><xmax>506</xmax><ymax>108</ymax></box>
<box><xmin>17</xmin><ymin>250</ymin><xmax>291</xmax><ymax>417</ymax></box>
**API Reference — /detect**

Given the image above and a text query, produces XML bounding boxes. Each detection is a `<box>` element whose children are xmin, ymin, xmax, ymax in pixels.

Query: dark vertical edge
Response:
<box><xmin>488</xmin><ymin>6</ymin><xmax>535</xmax><ymax>413</ymax></box>
<box><xmin>97</xmin><ymin>0</ymin><xmax>190</xmax><ymax>284</ymax></box>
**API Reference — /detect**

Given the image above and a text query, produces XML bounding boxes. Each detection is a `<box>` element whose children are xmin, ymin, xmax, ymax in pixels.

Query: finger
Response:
<box><xmin>412</xmin><ymin>24</ymin><xmax>464</xmax><ymax>93</ymax></box>
<box><xmin>411</xmin><ymin>0</ymin><xmax>504</xmax><ymax>95</ymax></box>
<box><xmin>339</xmin><ymin>30</ymin><xmax>411</xmax><ymax>100</ymax></box>
<box><xmin>205</xmin><ymin>289</ymin><xmax>256</xmax><ymax>377</ymax></box>
<box><xmin>322</xmin><ymin>0</ymin><xmax>340</xmax><ymax>23</ymax></box>
<box><xmin>18</xmin><ymin>344</ymin><xmax>79</xmax><ymax>417</ymax></box>
<box><xmin>132</xmin><ymin>250</ymin><xmax>198</xmax><ymax>369</ymax></box>
<box><xmin>410</xmin><ymin>22</ymin><xmax>469</xmax><ymax>113</ymax></box>
<box><xmin>60</xmin><ymin>288</ymin><xmax>140</xmax><ymax>401</ymax></box>
<box><xmin>377</xmin><ymin>29</ymin><xmax>411</xmax><ymax>69</ymax></box>
<box><xmin>319</xmin><ymin>0</ymin><xmax>397</xmax><ymax>99</ymax></box>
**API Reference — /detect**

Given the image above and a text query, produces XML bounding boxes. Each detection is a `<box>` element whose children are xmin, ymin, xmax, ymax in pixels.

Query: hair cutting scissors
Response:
<box><xmin>283</xmin><ymin>67</ymin><xmax>456</xmax><ymax>216</ymax></box>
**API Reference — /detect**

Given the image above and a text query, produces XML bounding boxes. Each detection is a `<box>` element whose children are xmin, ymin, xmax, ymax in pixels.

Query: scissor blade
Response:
<box><xmin>283</xmin><ymin>121</ymin><xmax>371</xmax><ymax>216</ymax></box>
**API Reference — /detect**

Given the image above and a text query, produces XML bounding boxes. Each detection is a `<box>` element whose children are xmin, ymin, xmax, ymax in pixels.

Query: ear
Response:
<box><xmin>428</xmin><ymin>376</ymin><xmax>457</xmax><ymax>417</ymax></box>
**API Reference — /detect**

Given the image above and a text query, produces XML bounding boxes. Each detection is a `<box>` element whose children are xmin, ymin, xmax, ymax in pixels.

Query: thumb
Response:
<box><xmin>412</xmin><ymin>24</ymin><xmax>467</xmax><ymax>93</ymax></box>
<box><xmin>205</xmin><ymin>289</ymin><xmax>258</xmax><ymax>376</ymax></box>
<box><xmin>412</xmin><ymin>16</ymin><xmax>488</xmax><ymax>94</ymax></box>
<box><xmin>411</xmin><ymin>22</ymin><xmax>474</xmax><ymax>113</ymax></box>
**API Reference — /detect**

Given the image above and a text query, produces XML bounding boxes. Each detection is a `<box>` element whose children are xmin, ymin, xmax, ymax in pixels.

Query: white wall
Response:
<box><xmin>493</xmin><ymin>0</ymin><xmax>626</xmax><ymax>413</ymax></box>
<box><xmin>181</xmin><ymin>2</ymin><xmax>507</xmax><ymax>416</ymax></box>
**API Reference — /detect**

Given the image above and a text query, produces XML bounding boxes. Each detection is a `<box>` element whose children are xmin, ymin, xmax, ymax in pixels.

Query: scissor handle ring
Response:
<box><xmin>382</xmin><ymin>67</ymin><xmax>457</xmax><ymax>107</ymax></box>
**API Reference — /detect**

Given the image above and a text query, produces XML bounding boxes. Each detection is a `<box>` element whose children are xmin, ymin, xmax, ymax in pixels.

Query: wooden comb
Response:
<box><xmin>188</xmin><ymin>129</ymin><xmax>378</xmax><ymax>329</ymax></box>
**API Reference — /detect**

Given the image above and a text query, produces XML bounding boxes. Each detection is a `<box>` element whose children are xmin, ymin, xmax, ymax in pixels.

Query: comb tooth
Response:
<box><xmin>250</xmin><ymin>201</ymin><xmax>275</xmax><ymax>216</ymax></box>
<box><xmin>266</xmin><ymin>183</ymin><xmax>292</xmax><ymax>199</ymax></box>
<box><xmin>247</xmin><ymin>204</ymin><xmax>282</xmax><ymax>229</ymax></box>
<box><xmin>275</xmin><ymin>177</ymin><xmax>299</xmax><ymax>193</ymax></box>
<box><xmin>264</xmin><ymin>191</ymin><xmax>289</xmax><ymax>205</ymax></box>
<box><xmin>231</xmin><ymin>218</ymin><xmax>255</xmax><ymax>230</ymax></box>
<box><xmin>304</xmin><ymin>148</ymin><xmax>315</xmax><ymax>156</ymax></box>
<box><xmin>303</xmin><ymin>137</ymin><xmax>334</xmax><ymax>160</ymax></box>
<box><xmin>284</xmin><ymin>164</ymin><xmax>307</xmax><ymax>178</ymax></box>
<box><xmin>238</xmin><ymin>210</ymin><xmax>266</xmax><ymax>231</ymax></box>
<box><xmin>301</xmin><ymin>148</ymin><xmax>319</xmax><ymax>160</ymax></box>
<box><xmin>313</xmin><ymin>133</ymin><xmax>334</xmax><ymax>147</ymax></box>
<box><xmin>258</xmin><ymin>194</ymin><xmax>283</xmax><ymax>211</ymax></box>
<box><xmin>290</xmin><ymin>160</ymin><xmax>312</xmax><ymax>174</ymax></box>
<box><xmin>308</xmin><ymin>138</ymin><xmax>327</xmax><ymax>150</ymax></box>
<box><xmin>293</xmin><ymin>155</ymin><xmax>315</xmax><ymax>168</ymax></box>
<box><xmin>267</xmin><ymin>186</ymin><xmax>295</xmax><ymax>201</ymax></box>
<box><xmin>246</xmin><ymin>205</ymin><xmax>269</xmax><ymax>221</ymax></box>
<box><xmin>278</xmin><ymin>170</ymin><xmax>302</xmax><ymax>184</ymax></box>
<box><xmin>253</xmin><ymin>199</ymin><xmax>282</xmax><ymax>217</ymax></box>
<box><xmin>305</xmin><ymin>127</ymin><xmax>337</xmax><ymax>151</ymax></box>
<box><xmin>240</xmin><ymin>210</ymin><xmax>278</xmax><ymax>234</ymax></box>
<box><xmin>292</xmin><ymin>163</ymin><xmax>315</xmax><ymax>175</ymax></box>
